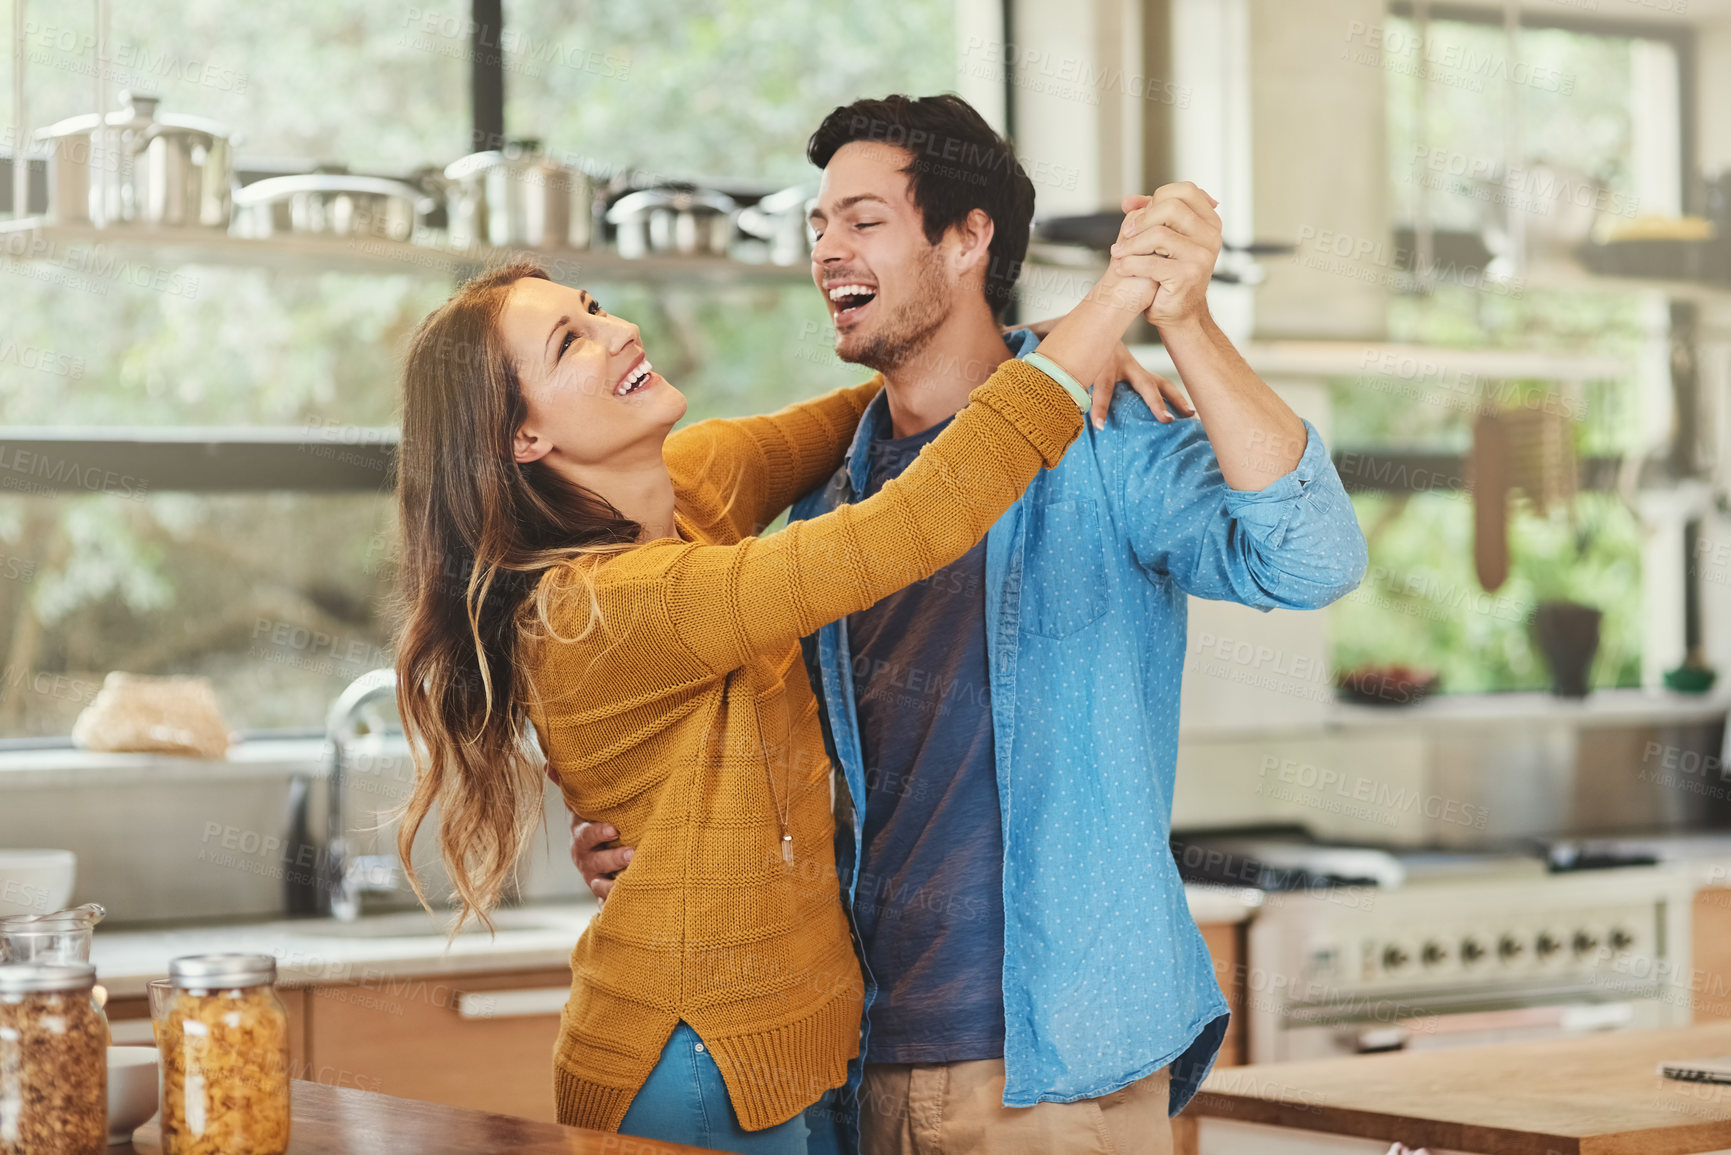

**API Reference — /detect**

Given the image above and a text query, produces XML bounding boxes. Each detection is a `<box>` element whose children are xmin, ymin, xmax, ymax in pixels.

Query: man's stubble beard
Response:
<box><xmin>835</xmin><ymin>247</ymin><xmax>953</xmax><ymax>375</ymax></box>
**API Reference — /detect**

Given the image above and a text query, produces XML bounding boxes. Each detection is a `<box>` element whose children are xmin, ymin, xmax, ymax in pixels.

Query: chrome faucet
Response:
<box><xmin>324</xmin><ymin>668</ymin><xmax>404</xmax><ymax>921</ymax></box>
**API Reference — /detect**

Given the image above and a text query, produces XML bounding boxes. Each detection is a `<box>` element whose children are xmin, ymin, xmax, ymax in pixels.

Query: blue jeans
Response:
<box><xmin>619</xmin><ymin>1022</ymin><xmax>821</xmax><ymax>1155</ymax></box>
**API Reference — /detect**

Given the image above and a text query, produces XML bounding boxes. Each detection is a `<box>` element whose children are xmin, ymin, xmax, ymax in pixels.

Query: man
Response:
<box><xmin>574</xmin><ymin>94</ymin><xmax>1367</xmax><ymax>1154</ymax></box>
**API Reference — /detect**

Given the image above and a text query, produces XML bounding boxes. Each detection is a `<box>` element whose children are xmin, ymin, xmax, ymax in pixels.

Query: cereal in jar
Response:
<box><xmin>0</xmin><ymin>962</ymin><xmax>107</xmax><ymax>1155</ymax></box>
<box><xmin>158</xmin><ymin>954</ymin><xmax>290</xmax><ymax>1155</ymax></box>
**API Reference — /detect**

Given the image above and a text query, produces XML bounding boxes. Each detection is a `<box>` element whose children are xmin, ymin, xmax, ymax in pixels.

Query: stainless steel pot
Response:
<box><xmin>607</xmin><ymin>187</ymin><xmax>737</xmax><ymax>258</ymax></box>
<box><xmin>737</xmin><ymin>184</ymin><xmax>816</xmax><ymax>266</ymax></box>
<box><xmin>230</xmin><ymin>175</ymin><xmax>434</xmax><ymax>241</ymax></box>
<box><xmin>443</xmin><ymin>140</ymin><xmax>592</xmax><ymax>250</ymax></box>
<box><xmin>34</xmin><ymin>91</ymin><xmax>232</xmax><ymax>228</ymax></box>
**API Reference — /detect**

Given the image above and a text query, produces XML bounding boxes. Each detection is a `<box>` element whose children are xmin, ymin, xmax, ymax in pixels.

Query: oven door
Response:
<box><xmin>1278</xmin><ymin>996</ymin><xmax>1672</xmax><ymax>1062</ymax></box>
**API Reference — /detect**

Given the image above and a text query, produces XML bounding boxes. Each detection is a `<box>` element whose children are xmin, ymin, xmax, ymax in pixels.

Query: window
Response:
<box><xmin>1328</xmin><ymin>11</ymin><xmax>1687</xmax><ymax>694</ymax></box>
<box><xmin>0</xmin><ymin>3</ymin><xmax>959</xmax><ymax>739</ymax></box>
<box><xmin>8</xmin><ymin>7</ymin><xmax>469</xmax><ymax>171</ymax></box>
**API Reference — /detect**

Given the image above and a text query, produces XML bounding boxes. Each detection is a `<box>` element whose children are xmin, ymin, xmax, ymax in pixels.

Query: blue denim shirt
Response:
<box><xmin>790</xmin><ymin>331</ymin><xmax>1368</xmax><ymax>1138</ymax></box>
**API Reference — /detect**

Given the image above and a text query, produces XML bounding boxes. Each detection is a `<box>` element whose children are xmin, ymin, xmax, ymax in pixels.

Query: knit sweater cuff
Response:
<box><xmin>701</xmin><ymin>985</ymin><xmax>860</xmax><ymax>1132</ymax></box>
<box><xmin>970</xmin><ymin>357</ymin><xmax>1084</xmax><ymax>468</ymax></box>
<box><xmin>554</xmin><ymin>1064</ymin><xmax>637</xmax><ymax>1133</ymax></box>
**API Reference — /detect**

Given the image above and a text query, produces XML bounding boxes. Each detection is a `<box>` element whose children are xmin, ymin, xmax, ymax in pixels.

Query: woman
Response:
<box><xmin>391</xmin><ymin>242</ymin><xmax>1158</xmax><ymax>1150</ymax></box>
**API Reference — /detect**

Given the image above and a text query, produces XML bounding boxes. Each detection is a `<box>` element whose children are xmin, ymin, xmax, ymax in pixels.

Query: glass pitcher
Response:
<box><xmin>0</xmin><ymin>904</ymin><xmax>105</xmax><ymax>964</ymax></box>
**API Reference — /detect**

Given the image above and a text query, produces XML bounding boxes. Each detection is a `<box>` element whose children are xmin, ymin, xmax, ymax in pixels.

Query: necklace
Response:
<box><xmin>751</xmin><ymin>689</ymin><xmax>793</xmax><ymax>866</ymax></box>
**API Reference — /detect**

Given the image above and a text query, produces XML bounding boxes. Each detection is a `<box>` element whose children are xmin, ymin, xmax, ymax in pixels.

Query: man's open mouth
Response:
<box><xmin>826</xmin><ymin>282</ymin><xmax>878</xmax><ymax>322</ymax></box>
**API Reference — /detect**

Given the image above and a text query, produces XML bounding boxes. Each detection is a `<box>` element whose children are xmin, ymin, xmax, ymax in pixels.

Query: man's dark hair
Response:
<box><xmin>807</xmin><ymin>93</ymin><xmax>1035</xmax><ymax>318</ymax></box>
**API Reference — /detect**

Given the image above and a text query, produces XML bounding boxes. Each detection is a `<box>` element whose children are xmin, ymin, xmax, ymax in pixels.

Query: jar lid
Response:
<box><xmin>0</xmin><ymin>962</ymin><xmax>97</xmax><ymax>993</ymax></box>
<box><xmin>169</xmin><ymin>953</ymin><xmax>277</xmax><ymax>988</ymax></box>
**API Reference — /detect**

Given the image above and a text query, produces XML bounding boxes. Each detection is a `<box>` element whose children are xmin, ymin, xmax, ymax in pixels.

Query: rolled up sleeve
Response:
<box><xmin>1118</xmin><ymin>411</ymin><xmax>1368</xmax><ymax>610</ymax></box>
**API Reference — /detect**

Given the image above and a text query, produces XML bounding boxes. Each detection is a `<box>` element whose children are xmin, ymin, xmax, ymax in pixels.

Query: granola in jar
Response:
<box><xmin>0</xmin><ymin>962</ymin><xmax>107</xmax><ymax>1155</ymax></box>
<box><xmin>159</xmin><ymin>954</ymin><xmax>290</xmax><ymax>1155</ymax></box>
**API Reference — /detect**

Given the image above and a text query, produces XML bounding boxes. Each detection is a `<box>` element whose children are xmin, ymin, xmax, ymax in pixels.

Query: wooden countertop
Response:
<box><xmin>1190</xmin><ymin>1023</ymin><xmax>1731</xmax><ymax>1154</ymax></box>
<box><xmin>117</xmin><ymin>1079</ymin><xmax>719</xmax><ymax>1154</ymax></box>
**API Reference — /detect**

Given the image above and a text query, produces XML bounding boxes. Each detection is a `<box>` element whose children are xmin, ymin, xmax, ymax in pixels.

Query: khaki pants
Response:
<box><xmin>859</xmin><ymin>1060</ymin><xmax>1173</xmax><ymax>1155</ymax></box>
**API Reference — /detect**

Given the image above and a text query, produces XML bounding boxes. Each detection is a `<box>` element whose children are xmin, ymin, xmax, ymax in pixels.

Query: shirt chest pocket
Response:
<box><xmin>1021</xmin><ymin>498</ymin><xmax>1110</xmax><ymax>639</ymax></box>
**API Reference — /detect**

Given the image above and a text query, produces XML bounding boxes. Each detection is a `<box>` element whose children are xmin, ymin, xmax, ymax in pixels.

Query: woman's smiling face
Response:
<box><xmin>498</xmin><ymin>277</ymin><xmax>687</xmax><ymax>471</ymax></box>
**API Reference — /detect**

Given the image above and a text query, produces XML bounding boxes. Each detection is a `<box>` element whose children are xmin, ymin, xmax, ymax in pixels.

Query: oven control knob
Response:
<box><xmin>1421</xmin><ymin>940</ymin><xmax>1449</xmax><ymax>966</ymax></box>
<box><xmin>1497</xmin><ymin>935</ymin><xmax>1525</xmax><ymax>961</ymax></box>
<box><xmin>1536</xmin><ymin>932</ymin><xmax>1562</xmax><ymax>959</ymax></box>
<box><xmin>1382</xmin><ymin>945</ymin><xmax>1410</xmax><ymax>971</ymax></box>
<box><xmin>1460</xmin><ymin>938</ymin><xmax>1486</xmax><ymax>964</ymax></box>
<box><xmin>1608</xmin><ymin>927</ymin><xmax>1634</xmax><ymax>951</ymax></box>
<box><xmin>1573</xmin><ymin>930</ymin><xmax>1600</xmax><ymax>957</ymax></box>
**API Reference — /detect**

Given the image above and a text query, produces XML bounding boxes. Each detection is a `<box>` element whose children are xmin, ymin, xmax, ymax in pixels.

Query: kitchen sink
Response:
<box><xmin>284</xmin><ymin>909</ymin><xmax>570</xmax><ymax>939</ymax></box>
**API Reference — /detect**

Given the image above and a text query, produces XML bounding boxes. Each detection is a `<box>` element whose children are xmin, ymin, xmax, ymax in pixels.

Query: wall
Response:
<box><xmin>1173</xmin><ymin>698</ymin><xmax>1731</xmax><ymax>845</ymax></box>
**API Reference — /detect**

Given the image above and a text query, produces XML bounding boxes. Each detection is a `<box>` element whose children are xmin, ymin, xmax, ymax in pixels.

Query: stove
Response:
<box><xmin>1174</xmin><ymin>828</ymin><xmax>1697</xmax><ymax>1063</ymax></box>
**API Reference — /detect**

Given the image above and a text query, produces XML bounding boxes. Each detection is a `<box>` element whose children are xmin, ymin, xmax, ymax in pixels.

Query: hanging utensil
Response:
<box><xmin>1471</xmin><ymin>412</ymin><xmax>1512</xmax><ymax>591</ymax></box>
<box><xmin>1500</xmin><ymin>406</ymin><xmax>1578</xmax><ymax>516</ymax></box>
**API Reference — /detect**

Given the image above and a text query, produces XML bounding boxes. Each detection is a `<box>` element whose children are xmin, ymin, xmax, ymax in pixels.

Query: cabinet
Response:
<box><xmin>1175</xmin><ymin>921</ymin><xmax>1249</xmax><ymax>1155</ymax></box>
<box><xmin>106</xmin><ymin>988</ymin><xmax>310</xmax><ymax>1073</ymax></box>
<box><xmin>108</xmin><ymin>969</ymin><xmax>568</xmax><ymax>1122</ymax></box>
<box><xmin>106</xmin><ymin>922</ymin><xmax>1248</xmax><ymax>1129</ymax></box>
<box><xmin>304</xmin><ymin>967</ymin><xmax>572</xmax><ymax>1122</ymax></box>
<box><xmin>1199</xmin><ymin>920</ymin><xmax>1247</xmax><ymax>1068</ymax></box>
<box><xmin>1695</xmin><ymin>887</ymin><xmax>1731</xmax><ymax>1021</ymax></box>
<box><xmin>299</xmin><ymin>929</ymin><xmax>1245</xmax><ymax>1124</ymax></box>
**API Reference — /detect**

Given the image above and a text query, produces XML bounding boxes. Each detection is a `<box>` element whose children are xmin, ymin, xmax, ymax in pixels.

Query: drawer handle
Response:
<box><xmin>454</xmin><ymin>987</ymin><xmax>569</xmax><ymax>1020</ymax></box>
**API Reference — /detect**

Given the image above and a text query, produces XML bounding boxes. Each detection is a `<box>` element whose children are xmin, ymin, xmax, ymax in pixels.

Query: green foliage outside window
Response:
<box><xmin>0</xmin><ymin>4</ymin><xmax>954</xmax><ymax>737</ymax></box>
<box><xmin>1329</xmin><ymin>16</ymin><xmax>1666</xmax><ymax>694</ymax></box>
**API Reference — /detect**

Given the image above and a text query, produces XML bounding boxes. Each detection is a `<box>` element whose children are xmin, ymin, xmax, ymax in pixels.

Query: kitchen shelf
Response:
<box><xmin>0</xmin><ymin>425</ymin><xmax>396</xmax><ymax>494</ymax></box>
<box><xmin>1327</xmin><ymin>686</ymin><xmax>1731</xmax><ymax>728</ymax></box>
<box><xmin>0</xmin><ymin>217</ymin><xmax>814</xmax><ymax>287</ymax></box>
<box><xmin>1131</xmin><ymin>341</ymin><xmax>1631</xmax><ymax>383</ymax></box>
<box><xmin>1180</xmin><ymin>687</ymin><xmax>1731</xmax><ymax>741</ymax></box>
<box><xmin>1521</xmin><ymin>256</ymin><xmax>1731</xmax><ymax>308</ymax></box>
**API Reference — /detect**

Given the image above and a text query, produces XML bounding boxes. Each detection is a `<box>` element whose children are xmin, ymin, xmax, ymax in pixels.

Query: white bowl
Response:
<box><xmin>107</xmin><ymin>1046</ymin><xmax>159</xmax><ymax>1145</ymax></box>
<box><xmin>0</xmin><ymin>849</ymin><xmax>76</xmax><ymax>917</ymax></box>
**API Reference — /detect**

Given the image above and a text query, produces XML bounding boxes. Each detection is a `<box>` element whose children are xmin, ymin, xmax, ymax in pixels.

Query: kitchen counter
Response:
<box><xmin>1185</xmin><ymin>884</ymin><xmax>1264</xmax><ymax>925</ymax></box>
<box><xmin>91</xmin><ymin>886</ymin><xmax>1263</xmax><ymax>997</ymax></box>
<box><xmin>115</xmin><ymin>1077</ymin><xmax>718</xmax><ymax>1154</ymax></box>
<box><xmin>1189</xmin><ymin>1022</ymin><xmax>1731</xmax><ymax>1154</ymax></box>
<box><xmin>90</xmin><ymin>902</ymin><xmax>600</xmax><ymax>998</ymax></box>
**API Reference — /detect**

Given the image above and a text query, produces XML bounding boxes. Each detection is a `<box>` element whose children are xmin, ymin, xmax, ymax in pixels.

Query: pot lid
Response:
<box><xmin>34</xmin><ymin>90</ymin><xmax>230</xmax><ymax>142</ymax></box>
<box><xmin>233</xmin><ymin>174</ymin><xmax>436</xmax><ymax>214</ymax></box>
<box><xmin>443</xmin><ymin>141</ymin><xmax>577</xmax><ymax>183</ymax></box>
<box><xmin>607</xmin><ymin>187</ymin><xmax>737</xmax><ymax>223</ymax></box>
<box><xmin>753</xmin><ymin>183</ymin><xmax>817</xmax><ymax>215</ymax></box>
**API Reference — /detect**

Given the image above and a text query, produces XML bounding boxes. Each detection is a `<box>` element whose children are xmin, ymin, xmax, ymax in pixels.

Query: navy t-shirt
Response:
<box><xmin>848</xmin><ymin>410</ymin><xmax>1006</xmax><ymax>1064</ymax></box>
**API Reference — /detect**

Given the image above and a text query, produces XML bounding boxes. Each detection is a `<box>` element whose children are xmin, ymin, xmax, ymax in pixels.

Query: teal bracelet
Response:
<box><xmin>1020</xmin><ymin>351</ymin><xmax>1091</xmax><ymax>412</ymax></box>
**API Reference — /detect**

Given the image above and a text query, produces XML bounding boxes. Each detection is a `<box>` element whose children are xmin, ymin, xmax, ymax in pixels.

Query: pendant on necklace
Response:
<box><xmin>781</xmin><ymin>833</ymin><xmax>793</xmax><ymax>865</ymax></box>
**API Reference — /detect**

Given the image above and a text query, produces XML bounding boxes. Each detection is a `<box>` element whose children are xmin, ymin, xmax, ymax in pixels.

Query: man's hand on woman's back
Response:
<box><xmin>569</xmin><ymin>812</ymin><xmax>633</xmax><ymax>906</ymax></box>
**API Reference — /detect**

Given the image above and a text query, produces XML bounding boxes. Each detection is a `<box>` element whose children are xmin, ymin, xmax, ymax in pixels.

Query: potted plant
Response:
<box><xmin>1530</xmin><ymin>598</ymin><xmax>1602</xmax><ymax>697</ymax></box>
<box><xmin>1519</xmin><ymin>504</ymin><xmax>1630</xmax><ymax>698</ymax></box>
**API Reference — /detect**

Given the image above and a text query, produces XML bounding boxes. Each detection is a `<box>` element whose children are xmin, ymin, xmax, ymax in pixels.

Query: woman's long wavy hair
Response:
<box><xmin>393</xmin><ymin>262</ymin><xmax>639</xmax><ymax>930</ymax></box>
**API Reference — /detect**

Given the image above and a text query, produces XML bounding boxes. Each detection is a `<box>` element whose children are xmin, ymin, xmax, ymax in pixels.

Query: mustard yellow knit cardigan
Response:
<box><xmin>531</xmin><ymin>358</ymin><xmax>1081</xmax><ymax>1132</ymax></box>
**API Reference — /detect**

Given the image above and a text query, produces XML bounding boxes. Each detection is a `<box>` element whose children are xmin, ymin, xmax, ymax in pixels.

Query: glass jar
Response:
<box><xmin>0</xmin><ymin>962</ymin><xmax>107</xmax><ymax>1155</ymax></box>
<box><xmin>0</xmin><ymin>914</ymin><xmax>95</xmax><ymax>965</ymax></box>
<box><xmin>158</xmin><ymin>954</ymin><xmax>291</xmax><ymax>1155</ymax></box>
